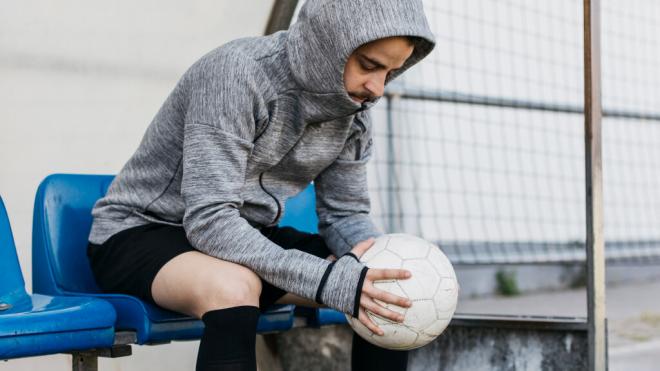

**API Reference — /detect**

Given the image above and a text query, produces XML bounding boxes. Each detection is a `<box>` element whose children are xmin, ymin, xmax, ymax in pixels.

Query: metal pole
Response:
<box><xmin>583</xmin><ymin>0</ymin><xmax>607</xmax><ymax>370</ymax></box>
<box><xmin>384</xmin><ymin>86</ymin><xmax>660</xmax><ymax>123</ymax></box>
<box><xmin>71</xmin><ymin>352</ymin><xmax>98</xmax><ymax>371</ymax></box>
<box><xmin>385</xmin><ymin>94</ymin><xmax>398</xmax><ymax>233</ymax></box>
<box><xmin>265</xmin><ymin>0</ymin><xmax>299</xmax><ymax>35</ymax></box>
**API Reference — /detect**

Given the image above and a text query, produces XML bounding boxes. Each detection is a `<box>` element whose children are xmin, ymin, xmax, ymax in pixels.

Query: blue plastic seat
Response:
<box><xmin>278</xmin><ymin>184</ymin><xmax>319</xmax><ymax>234</ymax></box>
<box><xmin>32</xmin><ymin>174</ymin><xmax>294</xmax><ymax>345</ymax></box>
<box><xmin>0</xmin><ymin>196</ymin><xmax>116</xmax><ymax>360</ymax></box>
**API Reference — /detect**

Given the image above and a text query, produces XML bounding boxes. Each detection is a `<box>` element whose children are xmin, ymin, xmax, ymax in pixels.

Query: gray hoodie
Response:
<box><xmin>89</xmin><ymin>0</ymin><xmax>435</xmax><ymax>316</ymax></box>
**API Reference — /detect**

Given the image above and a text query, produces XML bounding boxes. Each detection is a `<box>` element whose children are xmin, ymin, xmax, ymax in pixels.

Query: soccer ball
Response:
<box><xmin>346</xmin><ymin>234</ymin><xmax>459</xmax><ymax>350</ymax></box>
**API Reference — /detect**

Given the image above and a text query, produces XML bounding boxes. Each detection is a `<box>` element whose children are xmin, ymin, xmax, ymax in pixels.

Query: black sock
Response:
<box><xmin>351</xmin><ymin>332</ymin><xmax>409</xmax><ymax>371</ymax></box>
<box><xmin>196</xmin><ymin>306</ymin><xmax>260</xmax><ymax>371</ymax></box>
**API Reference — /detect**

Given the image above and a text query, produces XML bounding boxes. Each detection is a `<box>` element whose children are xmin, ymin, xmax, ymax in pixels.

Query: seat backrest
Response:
<box><xmin>32</xmin><ymin>174</ymin><xmax>114</xmax><ymax>295</ymax></box>
<box><xmin>279</xmin><ymin>183</ymin><xmax>318</xmax><ymax>233</ymax></box>
<box><xmin>32</xmin><ymin>174</ymin><xmax>319</xmax><ymax>296</ymax></box>
<box><xmin>0</xmin><ymin>197</ymin><xmax>28</xmax><ymax>303</ymax></box>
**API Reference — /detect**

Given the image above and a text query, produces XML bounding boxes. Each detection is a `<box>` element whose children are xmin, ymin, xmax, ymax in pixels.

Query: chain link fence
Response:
<box><xmin>293</xmin><ymin>0</ymin><xmax>660</xmax><ymax>264</ymax></box>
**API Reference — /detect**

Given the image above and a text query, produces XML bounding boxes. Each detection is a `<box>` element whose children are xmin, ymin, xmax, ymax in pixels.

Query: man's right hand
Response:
<box><xmin>350</xmin><ymin>239</ymin><xmax>412</xmax><ymax>336</ymax></box>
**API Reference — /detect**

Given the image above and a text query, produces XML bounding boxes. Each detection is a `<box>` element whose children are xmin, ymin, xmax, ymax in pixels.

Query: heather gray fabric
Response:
<box><xmin>89</xmin><ymin>0</ymin><xmax>435</xmax><ymax>315</ymax></box>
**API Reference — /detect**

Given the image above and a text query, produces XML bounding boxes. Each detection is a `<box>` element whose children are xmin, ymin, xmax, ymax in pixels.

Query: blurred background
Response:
<box><xmin>1</xmin><ymin>0</ymin><xmax>659</xmax><ymax>369</ymax></box>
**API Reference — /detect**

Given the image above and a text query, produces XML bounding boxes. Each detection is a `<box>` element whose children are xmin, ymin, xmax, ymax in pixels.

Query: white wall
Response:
<box><xmin>0</xmin><ymin>1</ymin><xmax>273</xmax><ymax>369</ymax></box>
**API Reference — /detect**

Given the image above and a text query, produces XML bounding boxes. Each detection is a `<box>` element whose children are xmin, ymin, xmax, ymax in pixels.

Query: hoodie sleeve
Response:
<box><xmin>315</xmin><ymin>111</ymin><xmax>383</xmax><ymax>257</ymax></box>
<box><xmin>179</xmin><ymin>51</ymin><xmax>367</xmax><ymax>316</ymax></box>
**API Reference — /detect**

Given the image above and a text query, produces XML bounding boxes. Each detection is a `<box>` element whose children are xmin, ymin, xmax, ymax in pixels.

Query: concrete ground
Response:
<box><xmin>456</xmin><ymin>278</ymin><xmax>660</xmax><ymax>370</ymax></box>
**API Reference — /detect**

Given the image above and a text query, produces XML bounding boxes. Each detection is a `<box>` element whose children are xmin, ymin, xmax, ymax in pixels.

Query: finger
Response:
<box><xmin>363</xmin><ymin>284</ymin><xmax>412</xmax><ymax>308</ymax></box>
<box><xmin>351</xmin><ymin>238</ymin><xmax>375</xmax><ymax>258</ymax></box>
<box><xmin>361</xmin><ymin>296</ymin><xmax>405</xmax><ymax>323</ymax></box>
<box><xmin>362</xmin><ymin>280</ymin><xmax>412</xmax><ymax>308</ymax></box>
<box><xmin>358</xmin><ymin>307</ymin><xmax>384</xmax><ymax>336</ymax></box>
<box><xmin>326</xmin><ymin>254</ymin><xmax>337</xmax><ymax>262</ymax></box>
<box><xmin>367</xmin><ymin>268</ymin><xmax>412</xmax><ymax>281</ymax></box>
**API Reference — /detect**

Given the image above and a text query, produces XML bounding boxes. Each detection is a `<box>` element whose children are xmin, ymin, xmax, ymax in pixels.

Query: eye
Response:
<box><xmin>360</xmin><ymin>61</ymin><xmax>377</xmax><ymax>71</ymax></box>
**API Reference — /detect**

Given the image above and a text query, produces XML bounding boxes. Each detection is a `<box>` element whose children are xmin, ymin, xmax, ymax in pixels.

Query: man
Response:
<box><xmin>87</xmin><ymin>0</ymin><xmax>435</xmax><ymax>370</ymax></box>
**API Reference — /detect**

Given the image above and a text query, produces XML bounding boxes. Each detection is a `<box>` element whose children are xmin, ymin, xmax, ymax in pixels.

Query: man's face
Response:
<box><xmin>343</xmin><ymin>36</ymin><xmax>415</xmax><ymax>104</ymax></box>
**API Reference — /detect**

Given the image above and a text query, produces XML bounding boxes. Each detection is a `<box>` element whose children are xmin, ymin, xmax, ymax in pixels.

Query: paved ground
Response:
<box><xmin>457</xmin><ymin>278</ymin><xmax>660</xmax><ymax>370</ymax></box>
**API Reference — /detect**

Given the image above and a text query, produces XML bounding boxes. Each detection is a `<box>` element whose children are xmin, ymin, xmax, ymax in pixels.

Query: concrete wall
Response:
<box><xmin>276</xmin><ymin>322</ymin><xmax>588</xmax><ymax>371</ymax></box>
<box><xmin>0</xmin><ymin>1</ymin><xmax>272</xmax><ymax>369</ymax></box>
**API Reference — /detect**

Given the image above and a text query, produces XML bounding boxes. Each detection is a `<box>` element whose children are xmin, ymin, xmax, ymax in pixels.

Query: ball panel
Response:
<box><xmin>423</xmin><ymin>318</ymin><xmax>451</xmax><ymax>337</ymax></box>
<box><xmin>402</xmin><ymin>299</ymin><xmax>436</xmax><ymax>330</ymax></box>
<box><xmin>399</xmin><ymin>259</ymin><xmax>441</xmax><ymax>299</ymax></box>
<box><xmin>427</xmin><ymin>245</ymin><xmax>457</xmax><ymax>279</ymax></box>
<box><xmin>347</xmin><ymin>316</ymin><xmax>419</xmax><ymax>350</ymax></box>
<box><xmin>436</xmin><ymin>308</ymin><xmax>455</xmax><ymax>321</ymax></box>
<box><xmin>385</xmin><ymin>234</ymin><xmax>430</xmax><ymax>259</ymax></box>
<box><xmin>364</xmin><ymin>249</ymin><xmax>404</xmax><ymax>270</ymax></box>
<box><xmin>433</xmin><ymin>278</ymin><xmax>459</xmax><ymax>312</ymax></box>
<box><xmin>374</xmin><ymin>323</ymin><xmax>419</xmax><ymax>349</ymax></box>
<box><xmin>416</xmin><ymin>332</ymin><xmax>438</xmax><ymax>348</ymax></box>
<box><xmin>361</xmin><ymin>235</ymin><xmax>390</xmax><ymax>262</ymax></box>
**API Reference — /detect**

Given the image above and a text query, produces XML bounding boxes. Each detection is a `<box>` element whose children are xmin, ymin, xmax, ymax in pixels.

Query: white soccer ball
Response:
<box><xmin>346</xmin><ymin>233</ymin><xmax>459</xmax><ymax>350</ymax></box>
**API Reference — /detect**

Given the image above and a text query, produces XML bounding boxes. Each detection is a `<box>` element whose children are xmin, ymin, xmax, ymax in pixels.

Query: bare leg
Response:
<box><xmin>151</xmin><ymin>251</ymin><xmax>263</xmax><ymax>371</ymax></box>
<box><xmin>151</xmin><ymin>250</ymin><xmax>262</xmax><ymax>318</ymax></box>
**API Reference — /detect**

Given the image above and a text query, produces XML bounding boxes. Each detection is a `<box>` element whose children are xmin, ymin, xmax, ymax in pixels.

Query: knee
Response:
<box><xmin>225</xmin><ymin>268</ymin><xmax>262</xmax><ymax>305</ymax></box>
<box><xmin>194</xmin><ymin>267</ymin><xmax>262</xmax><ymax>317</ymax></box>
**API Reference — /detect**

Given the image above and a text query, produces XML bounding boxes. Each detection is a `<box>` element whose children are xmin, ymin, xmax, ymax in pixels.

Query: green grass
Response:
<box><xmin>495</xmin><ymin>269</ymin><xmax>520</xmax><ymax>296</ymax></box>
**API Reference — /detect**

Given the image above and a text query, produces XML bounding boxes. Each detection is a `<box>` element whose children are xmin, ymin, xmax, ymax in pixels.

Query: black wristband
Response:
<box><xmin>352</xmin><ymin>266</ymin><xmax>369</xmax><ymax>318</ymax></box>
<box><xmin>343</xmin><ymin>252</ymin><xmax>360</xmax><ymax>262</ymax></box>
<box><xmin>315</xmin><ymin>261</ymin><xmax>337</xmax><ymax>304</ymax></box>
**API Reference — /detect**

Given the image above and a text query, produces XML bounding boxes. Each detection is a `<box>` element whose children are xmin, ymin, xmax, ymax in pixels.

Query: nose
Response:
<box><xmin>364</xmin><ymin>72</ymin><xmax>387</xmax><ymax>98</ymax></box>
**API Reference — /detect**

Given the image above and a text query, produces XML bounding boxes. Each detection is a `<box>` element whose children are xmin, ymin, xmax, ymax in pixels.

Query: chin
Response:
<box><xmin>349</xmin><ymin>95</ymin><xmax>365</xmax><ymax>104</ymax></box>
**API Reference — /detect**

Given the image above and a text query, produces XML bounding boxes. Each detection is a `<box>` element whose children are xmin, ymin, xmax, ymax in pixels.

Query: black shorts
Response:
<box><xmin>87</xmin><ymin>223</ymin><xmax>332</xmax><ymax>311</ymax></box>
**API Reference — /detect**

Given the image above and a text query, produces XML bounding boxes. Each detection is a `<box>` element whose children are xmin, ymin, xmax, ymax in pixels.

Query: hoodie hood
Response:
<box><xmin>286</xmin><ymin>0</ymin><xmax>436</xmax><ymax>116</ymax></box>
